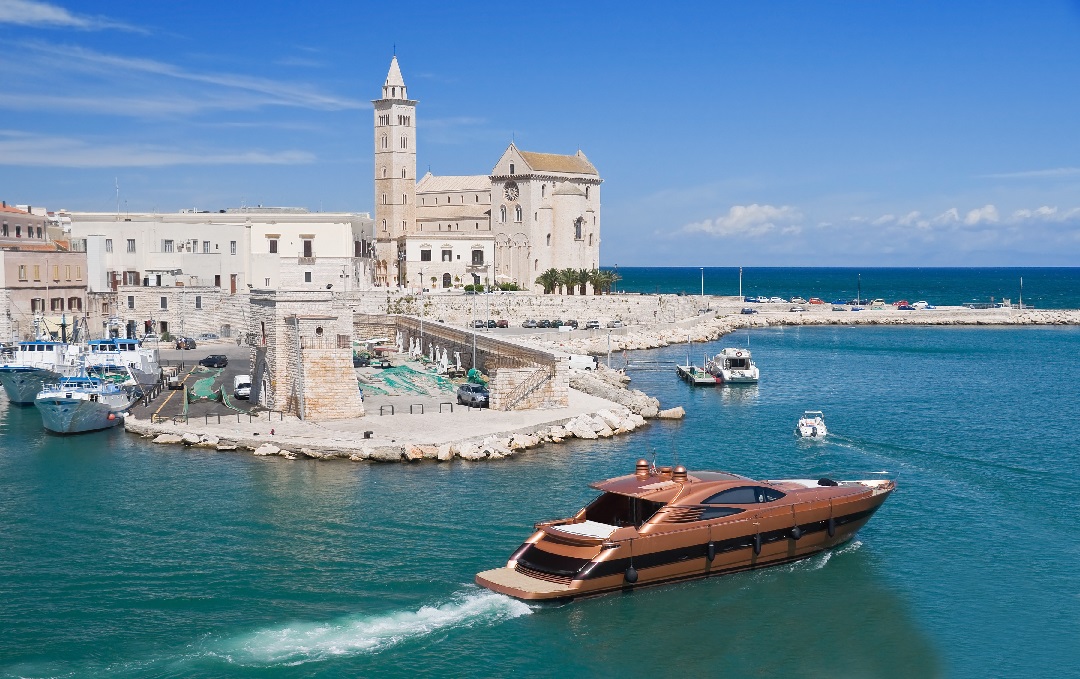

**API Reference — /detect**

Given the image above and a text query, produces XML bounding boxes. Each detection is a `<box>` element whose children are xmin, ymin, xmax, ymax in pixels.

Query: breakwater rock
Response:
<box><xmin>569</xmin><ymin>366</ymin><xmax>661</xmax><ymax>418</ymax></box>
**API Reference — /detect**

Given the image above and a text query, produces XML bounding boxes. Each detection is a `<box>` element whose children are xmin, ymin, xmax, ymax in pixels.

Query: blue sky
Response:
<box><xmin>1</xmin><ymin>0</ymin><xmax>1079</xmax><ymax>266</ymax></box>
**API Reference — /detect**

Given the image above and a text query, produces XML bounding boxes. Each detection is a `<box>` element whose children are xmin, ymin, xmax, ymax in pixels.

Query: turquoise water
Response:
<box><xmin>2</xmin><ymin>326</ymin><xmax>1079</xmax><ymax>678</ymax></box>
<box><xmin>610</xmin><ymin>266</ymin><xmax>1080</xmax><ymax>309</ymax></box>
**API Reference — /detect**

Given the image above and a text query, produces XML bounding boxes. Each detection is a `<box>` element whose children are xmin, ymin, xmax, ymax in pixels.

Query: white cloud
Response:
<box><xmin>983</xmin><ymin>167</ymin><xmax>1080</xmax><ymax>179</ymax></box>
<box><xmin>964</xmin><ymin>204</ymin><xmax>999</xmax><ymax>225</ymax></box>
<box><xmin>682</xmin><ymin>204</ymin><xmax>802</xmax><ymax>237</ymax></box>
<box><xmin>871</xmin><ymin>214</ymin><xmax>894</xmax><ymax>225</ymax></box>
<box><xmin>932</xmin><ymin>208</ymin><xmax>960</xmax><ymax>225</ymax></box>
<box><xmin>0</xmin><ymin>131</ymin><xmax>314</xmax><ymax>167</ymax></box>
<box><xmin>0</xmin><ymin>0</ymin><xmax>142</xmax><ymax>31</ymax></box>
<box><xmin>897</xmin><ymin>211</ymin><xmax>922</xmax><ymax>226</ymax></box>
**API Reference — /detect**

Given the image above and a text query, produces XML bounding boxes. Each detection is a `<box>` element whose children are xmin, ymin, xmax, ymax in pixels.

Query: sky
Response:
<box><xmin>1</xmin><ymin>0</ymin><xmax>1079</xmax><ymax>266</ymax></box>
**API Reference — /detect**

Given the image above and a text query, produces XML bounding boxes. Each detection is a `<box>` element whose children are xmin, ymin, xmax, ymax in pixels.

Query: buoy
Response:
<box><xmin>827</xmin><ymin>517</ymin><xmax>836</xmax><ymax>537</ymax></box>
<box><xmin>107</xmin><ymin>413</ymin><xmax>116</xmax><ymax>421</ymax></box>
<box><xmin>706</xmin><ymin>541</ymin><xmax>716</xmax><ymax>562</ymax></box>
<box><xmin>624</xmin><ymin>566</ymin><xmax>638</xmax><ymax>584</ymax></box>
<box><xmin>791</xmin><ymin>526</ymin><xmax>803</xmax><ymax>540</ymax></box>
<box><xmin>753</xmin><ymin>533</ymin><xmax>761</xmax><ymax>556</ymax></box>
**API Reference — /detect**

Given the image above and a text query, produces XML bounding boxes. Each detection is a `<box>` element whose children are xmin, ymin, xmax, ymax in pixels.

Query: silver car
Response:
<box><xmin>457</xmin><ymin>383</ymin><xmax>490</xmax><ymax>408</ymax></box>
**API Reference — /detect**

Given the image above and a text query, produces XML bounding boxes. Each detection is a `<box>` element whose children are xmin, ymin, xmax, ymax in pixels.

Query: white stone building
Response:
<box><xmin>372</xmin><ymin>57</ymin><xmax>602</xmax><ymax>293</ymax></box>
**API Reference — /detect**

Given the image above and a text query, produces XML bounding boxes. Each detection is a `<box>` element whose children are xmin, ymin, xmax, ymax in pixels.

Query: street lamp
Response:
<box><xmin>700</xmin><ymin>267</ymin><xmax>704</xmax><ymax>307</ymax></box>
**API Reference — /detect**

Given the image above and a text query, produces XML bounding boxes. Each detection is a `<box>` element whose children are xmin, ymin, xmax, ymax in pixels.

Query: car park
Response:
<box><xmin>456</xmin><ymin>383</ymin><xmax>490</xmax><ymax>408</ymax></box>
<box><xmin>199</xmin><ymin>355</ymin><xmax>228</xmax><ymax>368</ymax></box>
<box><xmin>174</xmin><ymin>337</ymin><xmax>196</xmax><ymax>350</ymax></box>
<box><xmin>522</xmin><ymin>319</ymin><xmax>538</xmax><ymax>328</ymax></box>
<box><xmin>584</xmin><ymin>320</ymin><xmax>601</xmax><ymax>329</ymax></box>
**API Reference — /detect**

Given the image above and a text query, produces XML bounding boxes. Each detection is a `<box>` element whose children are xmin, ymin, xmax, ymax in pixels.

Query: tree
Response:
<box><xmin>577</xmin><ymin>268</ymin><xmax>590</xmax><ymax>295</ymax></box>
<box><xmin>535</xmin><ymin>268</ymin><xmax>559</xmax><ymax>294</ymax></box>
<box><xmin>588</xmin><ymin>268</ymin><xmax>606</xmax><ymax>296</ymax></box>
<box><xmin>559</xmin><ymin>268</ymin><xmax>579</xmax><ymax>295</ymax></box>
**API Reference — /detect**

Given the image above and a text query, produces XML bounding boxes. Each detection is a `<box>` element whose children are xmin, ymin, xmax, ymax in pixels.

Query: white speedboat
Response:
<box><xmin>0</xmin><ymin>340</ymin><xmax>83</xmax><ymax>404</ymax></box>
<box><xmin>35</xmin><ymin>372</ymin><xmax>138</xmax><ymax>434</ymax></box>
<box><xmin>706</xmin><ymin>348</ymin><xmax>760</xmax><ymax>384</ymax></box>
<box><xmin>795</xmin><ymin>411</ymin><xmax>827</xmax><ymax>439</ymax></box>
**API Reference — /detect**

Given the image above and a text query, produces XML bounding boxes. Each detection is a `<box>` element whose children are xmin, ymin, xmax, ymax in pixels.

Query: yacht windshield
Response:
<box><xmin>583</xmin><ymin>492</ymin><xmax>664</xmax><ymax>528</ymax></box>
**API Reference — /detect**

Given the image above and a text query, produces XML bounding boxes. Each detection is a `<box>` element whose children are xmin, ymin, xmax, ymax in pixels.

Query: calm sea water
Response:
<box><xmin>610</xmin><ymin>267</ymin><xmax>1080</xmax><ymax>309</ymax></box>
<box><xmin>2</xmin><ymin>325</ymin><xmax>1079</xmax><ymax>678</ymax></box>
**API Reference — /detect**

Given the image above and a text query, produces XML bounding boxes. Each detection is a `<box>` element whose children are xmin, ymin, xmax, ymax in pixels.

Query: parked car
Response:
<box><xmin>549</xmin><ymin>319</ymin><xmax>563</xmax><ymax>328</ymax></box>
<box><xmin>471</xmin><ymin>319</ymin><xmax>486</xmax><ymax>328</ymax></box>
<box><xmin>912</xmin><ymin>301</ymin><xmax>930</xmax><ymax>310</ymax></box>
<box><xmin>897</xmin><ymin>304</ymin><xmax>916</xmax><ymax>310</ymax></box>
<box><xmin>565</xmin><ymin>319</ymin><xmax>579</xmax><ymax>329</ymax></box>
<box><xmin>768</xmin><ymin>297</ymin><xmax>786</xmax><ymax>304</ymax></box>
<box><xmin>606</xmin><ymin>319</ymin><xmax>624</xmax><ymax>328</ymax></box>
<box><xmin>233</xmin><ymin>374</ymin><xmax>251</xmax><ymax>400</ymax></box>
<box><xmin>870</xmin><ymin>299</ymin><xmax>887</xmax><ymax>310</ymax></box>
<box><xmin>197</xmin><ymin>333</ymin><xmax>219</xmax><ymax>340</ymax></box>
<box><xmin>789</xmin><ymin>305</ymin><xmax>806</xmax><ymax>312</ymax></box>
<box><xmin>142</xmin><ymin>333</ymin><xmax>160</xmax><ymax>343</ymax></box>
<box><xmin>496</xmin><ymin>319</ymin><xmax>509</xmax><ymax>328</ymax></box>
<box><xmin>741</xmin><ymin>307</ymin><xmax>758</xmax><ymax>315</ymax></box>
<box><xmin>199</xmin><ymin>354</ymin><xmax>228</xmax><ymax>368</ymax></box>
<box><xmin>538</xmin><ymin>319</ymin><xmax>552</xmax><ymax>328</ymax></box>
<box><xmin>832</xmin><ymin>299</ymin><xmax>848</xmax><ymax>305</ymax></box>
<box><xmin>743</xmin><ymin>296</ymin><xmax>763</xmax><ymax>303</ymax></box>
<box><xmin>790</xmin><ymin>296</ymin><xmax>807</xmax><ymax>304</ymax></box>
<box><xmin>584</xmin><ymin>320</ymin><xmax>601</xmax><ymax>329</ymax></box>
<box><xmin>456</xmin><ymin>383</ymin><xmax>490</xmax><ymax>408</ymax></box>
<box><xmin>522</xmin><ymin>319</ymin><xmax>538</xmax><ymax>328</ymax></box>
<box><xmin>893</xmin><ymin>300</ymin><xmax>910</xmax><ymax>308</ymax></box>
<box><xmin>174</xmin><ymin>337</ymin><xmax>196</xmax><ymax>350</ymax></box>
<box><xmin>808</xmin><ymin>297</ymin><xmax>825</xmax><ymax>305</ymax></box>
<box><xmin>486</xmin><ymin>319</ymin><xmax>497</xmax><ymax>328</ymax></box>
<box><xmin>832</xmin><ymin>305</ymin><xmax>847</xmax><ymax>311</ymax></box>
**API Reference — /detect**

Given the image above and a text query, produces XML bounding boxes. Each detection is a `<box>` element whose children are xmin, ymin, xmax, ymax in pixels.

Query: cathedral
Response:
<box><xmin>372</xmin><ymin>57</ymin><xmax>602</xmax><ymax>293</ymax></box>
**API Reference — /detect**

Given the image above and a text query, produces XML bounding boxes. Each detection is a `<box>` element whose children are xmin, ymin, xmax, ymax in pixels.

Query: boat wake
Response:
<box><xmin>212</xmin><ymin>588</ymin><xmax>532</xmax><ymax>667</ymax></box>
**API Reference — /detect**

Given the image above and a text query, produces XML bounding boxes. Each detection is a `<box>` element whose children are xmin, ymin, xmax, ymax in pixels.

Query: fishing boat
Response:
<box><xmin>706</xmin><ymin>347</ymin><xmax>759</xmax><ymax>384</ymax></box>
<box><xmin>0</xmin><ymin>340</ymin><xmax>83</xmax><ymax>404</ymax></box>
<box><xmin>476</xmin><ymin>460</ymin><xmax>895</xmax><ymax>601</ymax></box>
<box><xmin>34</xmin><ymin>371</ymin><xmax>139</xmax><ymax>434</ymax></box>
<box><xmin>795</xmin><ymin>410</ymin><xmax>827</xmax><ymax>438</ymax></box>
<box><xmin>83</xmin><ymin>338</ymin><xmax>161</xmax><ymax>387</ymax></box>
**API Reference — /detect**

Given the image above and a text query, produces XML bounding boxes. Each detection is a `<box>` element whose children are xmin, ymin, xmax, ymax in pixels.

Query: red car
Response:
<box><xmin>893</xmin><ymin>300</ymin><xmax>909</xmax><ymax>307</ymax></box>
<box><xmin>808</xmin><ymin>297</ymin><xmax>825</xmax><ymax>304</ymax></box>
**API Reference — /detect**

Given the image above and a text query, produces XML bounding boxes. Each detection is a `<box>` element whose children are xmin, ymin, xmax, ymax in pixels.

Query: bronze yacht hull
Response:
<box><xmin>477</xmin><ymin>467</ymin><xmax>894</xmax><ymax>601</ymax></box>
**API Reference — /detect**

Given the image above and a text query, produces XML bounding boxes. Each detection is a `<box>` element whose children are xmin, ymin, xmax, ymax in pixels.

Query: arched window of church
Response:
<box><xmin>402</xmin><ymin>168</ymin><xmax>406</xmax><ymax>178</ymax></box>
<box><xmin>475</xmin><ymin>194</ymin><xmax>479</xmax><ymax>202</ymax></box>
<box><xmin>402</xmin><ymin>194</ymin><xmax>407</xmax><ymax>204</ymax></box>
<box><xmin>585</xmin><ymin>186</ymin><xmax>590</xmax><ymax>199</ymax></box>
<box><xmin>546</xmin><ymin>234</ymin><xmax>551</xmax><ymax>246</ymax></box>
<box><xmin>534</xmin><ymin>259</ymin><xmax>539</xmax><ymax>271</ymax></box>
<box><xmin>382</xmin><ymin>219</ymin><xmax>387</xmax><ymax>232</ymax></box>
<box><xmin>509</xmin><ymin>163</ymin><xmax>515</xmax><ymax>175</ymax></box>
<box><xmin>382</xmin><ymin>167</ymin><xmax>387</xmax><ymax>178</ymax></box>
<box><xmin>589</xmin><ymin>234</ymin><xmax>593</xmax><ymax>246</ymax></box>
<box><xmin>381</xmin><ymin>135</ymin><xmax>388</xmax><ymax>149</ymax></box>
<box><xmin>541</xmin><ymin>184</ymin><xmax>546</xmax><ymax>198</ymax></box>
<box><xmin>500</xmin><ymin>206</ymin><xmax>507</xmax><ymax>223</ymax></box>
<box><xmin>382</xmin><ymin>193</ymin><xmax>387</xmax><ymax>205</ymax></box>
<box><xmin>514</xmin><ymin>206</ymin><xmax>522</xmax><ymax>222</ymax></box>
<box><xmin>574</xmin><ymin>218</ymin><xmax>583</xmax><ymax>240</ymax></box>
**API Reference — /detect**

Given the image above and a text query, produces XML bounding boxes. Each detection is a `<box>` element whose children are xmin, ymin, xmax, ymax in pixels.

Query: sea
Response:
<box><xmin>2</xmin><ymin>269</ymin><xmax>1079</xmax><ymax>678</ymax></box>
<box><xmin>611</xmin><ymin>266</ymin><xmax>1080</xmax><ymax>309</ymax></box>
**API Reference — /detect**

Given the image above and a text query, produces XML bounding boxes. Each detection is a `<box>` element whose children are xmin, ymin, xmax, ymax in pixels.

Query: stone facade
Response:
<box><xmin>372</xmin><ymin>58</ymin><xmax>601</xmax><ymax>294</ymax></box>
<box><xmin>248</xmin><ymin>289</ymin><xmax>363</xmax><ymax>421</ymax></box>
<box><xmin>90</xmin><ymin>286</ymin><xmax>250</xmax><ymax>340</ymax></box>
<box><xmin>0</xmin><ymin>248</ymin><xmax>89</xmax><ymax>342</ymax></box>
<box><xmin>488</xmin><ymin>363</ymin><xmax>570</xmax><ymax>411</ymax></box>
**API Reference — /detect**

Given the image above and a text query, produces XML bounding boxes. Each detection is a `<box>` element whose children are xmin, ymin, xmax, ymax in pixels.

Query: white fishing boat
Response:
<box><xmin>34</xmin><ymin>371</ymin><xmax>139</xmax><ymax>434</ymax></box>
<box><xmin>706</xmin><ymin>348</ymin><xmax>760</xmax><ymax>384</ymax></box>
<box><xmin>0</xmin><ymin>340</ymin><xmax>83</xmax><ymax>404</ymax></box>
<box><xmin>83</xmin><ymin>338</ymin><xmax>160</xmax><ymax>386</ymax></box>
<box><xmin>795</xmin><ymin>411</ymin><xmax>827</xmax><ymax>439</ymax></box>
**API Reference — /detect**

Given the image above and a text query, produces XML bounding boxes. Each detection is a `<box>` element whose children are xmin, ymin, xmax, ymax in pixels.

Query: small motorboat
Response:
<box><xmin>705</xmin><ymin>348</ymin><xmax>759</xmax><ymax>384</ymax></box>
<box><xmin>795</xmin><ymin>410</ymin><xmax>827</xmax><ymax>438</ymax></box>
<box><xmin>475</xmin><ymin>460</ymin><xmax>894</xmax><ymax>601</ymax></box>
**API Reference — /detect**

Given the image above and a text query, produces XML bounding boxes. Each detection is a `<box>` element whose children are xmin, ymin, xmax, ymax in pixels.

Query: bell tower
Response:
<box><xmin>373</xmin><ymin>56</ymin><xmax>417</xmax><ymax>286</ymax></box>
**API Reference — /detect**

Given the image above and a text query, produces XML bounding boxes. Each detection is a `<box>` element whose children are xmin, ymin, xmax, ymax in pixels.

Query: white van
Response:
<box><xmin>568</xmin><ymin>354</ymin><xmax>597</xmax><ymax>371</ymax></box>
<box><xmin>233</xmin><ymin>374</ymin><xmax>252</xmax><ymax>400</ymax></box>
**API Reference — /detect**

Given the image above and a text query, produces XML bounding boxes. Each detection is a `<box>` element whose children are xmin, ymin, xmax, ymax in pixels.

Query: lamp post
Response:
<box><xmin>700</xmin><ymin>267</ymin><xmax>704</xmax><ymax>307</ymax></box>
<box><xmin>419</xmin><ymin>267</ymin><xmax>424</xmax><ymax>356</ymax></box>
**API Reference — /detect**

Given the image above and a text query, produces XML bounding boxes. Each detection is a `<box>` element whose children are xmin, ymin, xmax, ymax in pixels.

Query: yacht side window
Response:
<box><xmin>704</xmin><ymin>486</ymin><xmax>785</xmax><ymax>504</ymax></box>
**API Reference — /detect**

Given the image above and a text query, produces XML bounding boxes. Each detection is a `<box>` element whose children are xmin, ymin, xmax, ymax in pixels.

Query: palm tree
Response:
<box><xmin>559</xmin><ymin>268</ymin><xmax>579</xmax><ymax>295</ymax></box>
<box><xmin>577</xmin><ymin>268</ymin><xmax>591</xmax><ymax>295</ymax></box>
<box><xmin>535</xmin><ymin>268</ymin><xmax>559</xmax><ymax>294</ymax></box>
<box><xmin>588</xmin><ymin>268</ymin><xmax>606</xmax><ymax>295</ymax></box>
<box><xmin>590</xmin><ymin>269</ymin><xmax>619</xmax><ymax>295</ymax></box>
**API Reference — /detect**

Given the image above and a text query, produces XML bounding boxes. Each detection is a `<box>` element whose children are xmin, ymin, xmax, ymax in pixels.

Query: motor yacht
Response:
<box><xmin>476</xmin><ymin>461</ymin><xmax>894</xmax><ymax>601</ymax></box>
<box><xmin>795</xmin><ymin>411</ymin><xmax>827</xmax><ymax>438</ymax></box>
<box><xmin>706</xmin><ymin>348</ymin><xmax>759</xmax><ymax>384</ymax></box>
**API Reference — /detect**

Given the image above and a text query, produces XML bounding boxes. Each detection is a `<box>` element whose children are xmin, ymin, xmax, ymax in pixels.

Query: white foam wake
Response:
<box><xmin>216</xmin><ymin>589</ymin><xmax>531</xmax><ymax>666</ymax></box>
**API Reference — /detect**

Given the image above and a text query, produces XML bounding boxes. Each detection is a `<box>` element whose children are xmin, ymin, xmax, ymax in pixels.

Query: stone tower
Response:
<box><xmin>373</xmin><ymin>56</ymin><xmax>417</xmax><ymax>287</ymax></box>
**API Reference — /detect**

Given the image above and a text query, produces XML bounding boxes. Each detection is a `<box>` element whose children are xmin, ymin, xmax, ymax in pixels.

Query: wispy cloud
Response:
<box><xmin>1</xmin><ymin>42</ymin><xmax>365</xmax><ymax>114</ymax></box>
<box><xmin>0</xmin><ymin>0</ymin><xmax>144</xmax><ymax>32</ymax></box>
<box><xmin>681</xmin><ymin>204</ymin><xmax>802</xmax><ymax>238</ymax></box>
<box><xmin>964</xmin><ymin>204</ymin><xmax>999</xmax><ymax>226</ymax></box>
<box><xmin>0</xmin><ymin>131</ymin><xmax>314</xmax><ymax>167</ymax></box>
<box><xmin>982</xmin><ymin>167</ymin><xmax>1080</xmax><ymax>179</ymax></box>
